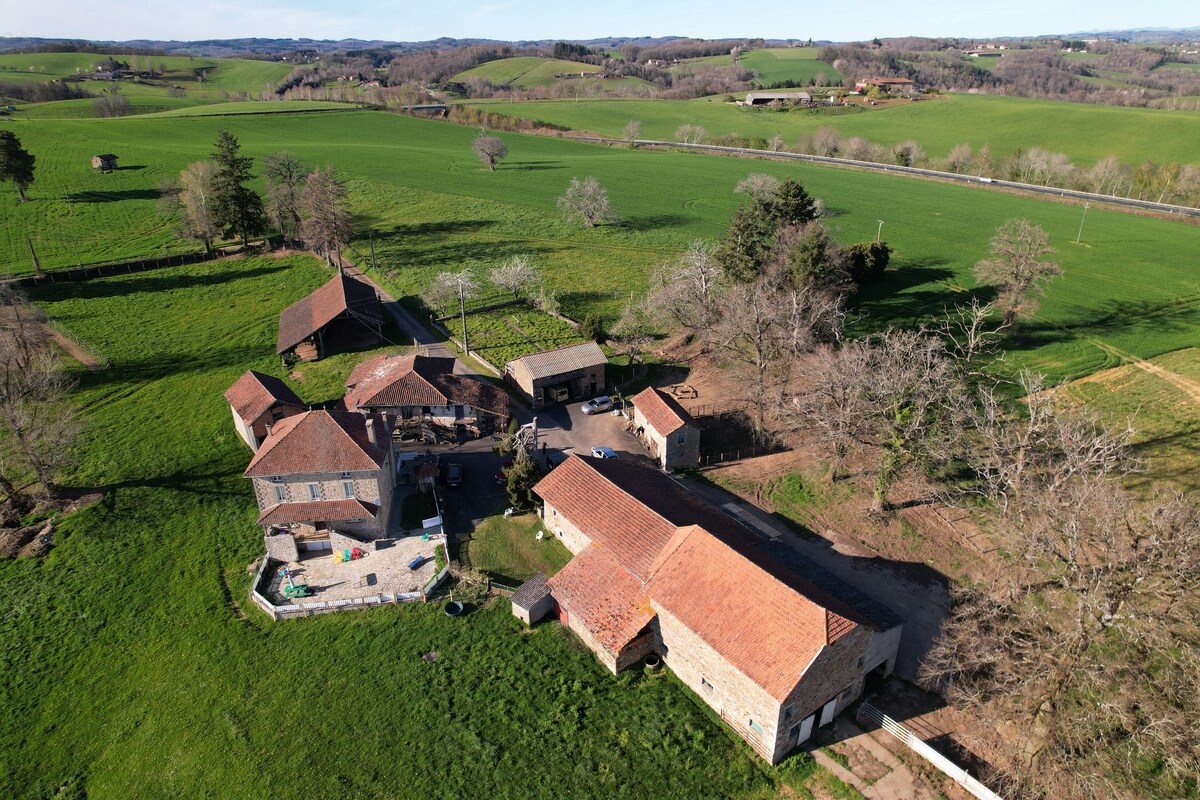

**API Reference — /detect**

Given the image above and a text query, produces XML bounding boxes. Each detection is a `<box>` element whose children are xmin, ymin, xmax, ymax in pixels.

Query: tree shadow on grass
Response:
<box><xmin>67</xmin><ymin>188</ymin><xmax>163</xmax><ymax>203</ymax></box>
<box><xmin>382</xmin><ymin>239</ymin><xmax>563</xmax><ymax>268</ymax></box>
<box><xmin>507</xmin><ymin>160</ymin><xmax>564</xmax><ymax>172</ymax></box>
<box><xmin>355</xmin><ymin>219</ymin><xmax>497</xmax><ymax>239</ymax></box>
<box><xmin>850</xmin><ymin>261</ymin><xmax>972</xmax><ymax>329</ymax></box>
<box><xmin>27</xmin><ymin>262</ymin><xmax>290</xmax><ymax>303</ymax></box>
<box><xmin>618</xmin><ymin>213</ymin><xmax>691</xmax><ymax>233</ymax></box>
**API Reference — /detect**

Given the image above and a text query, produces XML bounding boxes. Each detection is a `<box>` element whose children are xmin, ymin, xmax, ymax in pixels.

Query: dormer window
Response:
<box><xmin>307</xmin><ymin>483</ymin><xmax>321</xmax><ymax>501</ymax></box>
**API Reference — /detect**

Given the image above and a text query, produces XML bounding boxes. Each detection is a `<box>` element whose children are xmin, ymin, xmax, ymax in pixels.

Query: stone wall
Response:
<box><xmin>264</xmin><ymin>531</ymin><xmax>299</xmax><ymax>562</ymax></box>
<box><xmin>540</xmin><ymin>501</ymin><xmax>592</xmax><ymax>555</ymax></box>
<box><xmin>654</xmin><ymin>603</ymin><xmax>783</xmax><ymax>762</ymax></box>
<box><xmin>633</xmin><ymin>407</ymin><xmax>700</xmax><ymax>470</ymax></box>
<box><xmin>771</xmin><ymin>626</ymin><xmax>872</xmax><ymax>763</ymax></box>
<box><xmin>559</xmin><ymin>604</ymin><xmax>620</xmax><ymax>673</ymax></box>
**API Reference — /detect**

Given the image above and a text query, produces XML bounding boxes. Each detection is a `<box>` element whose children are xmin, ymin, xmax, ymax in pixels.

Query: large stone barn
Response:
<box><xmin>631</xmin><ymin>387</ymin><xmax>700</xmax><ymax>470</ymax></box>
<box><xmin>243</xmin><ymin>410</ymin><xmax>397</xmax><ymax>550</ymax></box>
<box><xmin>504</xmin><ymin>341</ymin><xmax>607</xmax><ymax>409</ymax></box>
<box><xmin>512</xmin><ymin>455</ymin><xmax>902</xmax><ymax>764</ymax></box>
<box><xmin>277</xmin><ymin>272</ymin><xmax>383</xmax><ymax>363</ymax></box>
<box><xmin>342</xmin><ymin>353</ymin><xmax>511</xmax><ymax>438</ymax></box>
<box><xmin>224</xmin><ymin>369</ymin><xmax>306</xmax><ymax>451</ymax></box>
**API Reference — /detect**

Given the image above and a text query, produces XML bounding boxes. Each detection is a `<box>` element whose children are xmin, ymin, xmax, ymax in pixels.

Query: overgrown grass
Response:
<box><xmin>466</xmin><ymin>511</ymin><xmax>572</xmax><ymax>583</ymax></box>
<box><xmin>0</xmin><ymin>254</ymin><xmax>848</xmax><ymax>799</ymax></box>
<box><xmin>458</xmin><ymin>304</ymin><xmax>587</xmax><ymax>366</ymax></box>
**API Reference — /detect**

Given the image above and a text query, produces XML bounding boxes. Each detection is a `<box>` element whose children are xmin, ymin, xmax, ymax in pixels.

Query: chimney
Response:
<box><xmin>365</xmin><ymin>416</ymin><xmax>377</xmax><ymax>445</ymax></box>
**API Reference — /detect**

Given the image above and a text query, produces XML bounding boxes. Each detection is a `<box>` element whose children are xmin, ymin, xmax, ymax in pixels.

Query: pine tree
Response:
<box><xmin>210</xmin><ymin>130</ymin><xmax>265</xmax><ymax>246</ymax></box>
<box><xmin>765</xmin><ymin>178</ymin><xmax>818</xmax><ymax>227</ymax></box>
<box><xmin>0</xmin><ymin>130</ymin><xmax>35</xmax><ymax>202</ymax></box>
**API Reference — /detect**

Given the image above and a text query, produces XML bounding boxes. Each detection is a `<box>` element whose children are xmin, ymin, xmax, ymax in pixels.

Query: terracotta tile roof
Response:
<box><xmin>343</xmin><ymin>353</ymin><xmax>510</xmax><ymax>417</ymax></box>
<box><xmin>537</xmin><ymin>457</ymin><xmax>870</xmax><ymax>699</ymax></box>
<box><xmin>646</xmin><ymin>525</ymin><xmax>857</xmax><ymax>701</ymax></box>
<box><xmin>632</xmin><ymin>387</ymin><xmax>695</xmax><ymax>436</ymax></box>
<box><xmin>506</xmin><ymin>341</ymin><xmax>606</xmax><ymax>381</ymax></box>
<box><xmin>534</xmin><ymin>456</ymin><xmax>756</xmax><ymax>579</ymax></box>
<box><xmin>257</xmin><ymin>498</ymin><xmax>379</xmax><ymax>526</ymax></box>
<box><xmin>245</xmin><ymin>410</ymin><xmax>390</xmax><ymax>477</ymax></box>
<box><xmin>277</xmin><ymin>272</ymin><xmax>382</xmax><ymax>354</ymax></box>
<box><xmin>224</xmin><ymin>370</ymin><xmax>305</xmax><ymax>425</ymax></box>
<box><xmin>547</xmin><ymin>547</ymin><xmax>654</xmax><ymax>655</ymax></box>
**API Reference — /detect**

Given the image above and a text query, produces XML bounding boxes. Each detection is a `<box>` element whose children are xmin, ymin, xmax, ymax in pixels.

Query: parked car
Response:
<box><xmin>446</xmin><ymin>463</ymin><xmax>464</xmax><ymax>487</ymax></box>
<box><xmin>590</xmin><ymin>446</ymin><xmax>619</xmax><ymax>459</ymax></box>
<box><xmin>581</xmin><ymin>395</ymin><xmax>613</xmax><ymax>415</ymax></box>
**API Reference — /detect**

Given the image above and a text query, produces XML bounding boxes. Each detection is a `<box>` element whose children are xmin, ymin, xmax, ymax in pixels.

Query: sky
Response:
<box><xmin>3</xmin><ymin>0</ymin><xmax>1198</xmax><ymax>44</ymax></box>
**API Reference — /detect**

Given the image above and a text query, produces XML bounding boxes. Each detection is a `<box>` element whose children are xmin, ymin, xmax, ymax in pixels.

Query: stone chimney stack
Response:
<box><xmin>365</xmin><ymin>416</ymin><xmax>377</xmax><ymax>445</ymax></box>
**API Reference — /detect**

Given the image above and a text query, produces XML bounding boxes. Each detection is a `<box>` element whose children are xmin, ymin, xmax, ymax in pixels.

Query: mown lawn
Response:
<box><xmin>466</xmin><ymin>511</ymin><xmax>573</xmax><ymax>584</ymax></box>
<box><xmin>1</xmin><ymin>254</ymin><xmax>847</xmax><ymax>799</ymax></box>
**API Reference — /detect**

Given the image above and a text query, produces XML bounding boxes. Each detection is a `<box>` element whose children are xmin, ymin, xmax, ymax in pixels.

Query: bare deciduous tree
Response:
<box><xmin>298</xmin><ymin>166</ymin><xmax>354</xmax><ymax>268</ymax></box>
<box><xmin>648</xmin><ymin>239</ymin><xmax>726</xmax><ymax>333</ymax></box>
<box><xmin>557</xmin><ymin>176</ymin><xmax>619</xmax><ymax>228</ymax></box>
<box><xmin>946</xmin><ymin>142</ymin><xmax>973</xmax><ymax>174</ymax></box>
<box><xmin>767</xmin><ymin>133</ymin><xmax>785</xmax><ymax>153</ymax></box>
<box><xmin>674</xmin><ymin>124</ymin><xmax>707</xmax><ymax>144</ymax></box>
<box><xmin>622</xmin><ymin>120</ymin><xmax>642</xmax><ymax>145</ymax></box>
<box><xmin>429</xmin><ymin>269</ymin><xmax>480</xmax><ymax>354</ymax></box>
<box><xmin>973</xmin><ymin>218</ymin><xmax>1061</xmax><ymax>330</ymax></box>
<box><xmin>0</xmin><ymin>286</ymin><xmax>79</xmax><ymax>507</ymax></box>
<box><xmin>734</xmin><ymin>173</ymin><xmax>781</xmax><ymax>205</ymax></box>
<box><xmin>810</xmin><ymin>126</ymin><xmax>841</xmax><ymax>157</ymax></box>
<box><xmin>262</xmin><ymin>151</ymin><xmax>310</xmax><ymax>246</ymax></box>
<box><xmin>472</xmin><ymin>133</ymin><xmax>508</xmax><ymax>171</ymax></box>
<box><xmin>489</xmin><ymin>255</ymin><xmax>538</xmax><ymax>299</ymax></box>
<box><xmin>609</xmin><ymin>297</ymin><xmax>655</xmax><ymax>367</ymax></box>
<box><xmin>174</xmin><ymin>161</ymin><xmax>220</xmax><ymax>254</ymax></box>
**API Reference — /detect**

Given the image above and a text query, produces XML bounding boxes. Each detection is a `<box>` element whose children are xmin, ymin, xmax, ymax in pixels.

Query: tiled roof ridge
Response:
<box><xmin>575</xmin><ymin>457</ymin><xmax>682</xmax><ymax>566</ymax></box>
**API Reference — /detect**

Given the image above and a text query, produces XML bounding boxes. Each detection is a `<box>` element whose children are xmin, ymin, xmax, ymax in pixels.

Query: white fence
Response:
<box><xmin>857</xmin><ymin>701</ymin><xmax>1003</xmax><ymax>800</ymax></box>
<box><xmin>248</xmin><ymin>543</ymin><xmax>451</xmax><ymax>621</ymax></box>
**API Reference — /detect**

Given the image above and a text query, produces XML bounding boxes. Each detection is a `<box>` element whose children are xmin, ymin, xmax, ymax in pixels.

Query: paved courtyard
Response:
<box><xmin>266</xmin><ymin>535</ymin><xmax>442</xmax><ymax>604</ymax></box>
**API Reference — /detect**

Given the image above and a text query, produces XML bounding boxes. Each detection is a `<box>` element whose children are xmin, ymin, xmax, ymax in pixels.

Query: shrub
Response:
<box><xmin>582</xmin><ymin>313</ymin><xmax>605</xmax><ymax>343</ymax></box>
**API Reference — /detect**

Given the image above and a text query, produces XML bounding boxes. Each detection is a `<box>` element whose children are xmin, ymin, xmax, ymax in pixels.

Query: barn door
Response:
<box><xmin>819</xmin><ymin>698</ymin><xmax>838</xmax><ymax>727</ymax></box>
<box><xmin>792</xmin><ymin>713</ymin><xmax>815</xmax><ymax>745</ymax></box>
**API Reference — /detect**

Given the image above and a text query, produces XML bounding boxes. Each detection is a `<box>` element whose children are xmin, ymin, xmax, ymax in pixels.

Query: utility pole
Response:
<box><xmin>459</xmin><ymin>282</ymin><xmax>469</xmax><ymax>356</ymax></box>
<box><xmin>1075</xmin><ymin>202</ymin><xmax>1089</xmax><ymax>244</ymax></box>
<box><xmin>876</xmin><ymin>219</ymin><xmax>885</xmax><ymax>242</ymax></box>
<box><xmin>368</xmin><ymin>229</ymin><xmax>377</xmax><ymax>271</ymax></box>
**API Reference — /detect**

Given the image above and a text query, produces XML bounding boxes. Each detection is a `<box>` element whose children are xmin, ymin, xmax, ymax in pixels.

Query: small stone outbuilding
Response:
<box><xmin>224</xmin><ymin>369</ymin><xmax>306</xmax><ymax>451</ymax></box>
<box><xmin>504</xmin><ymin>341</ymin><xmax>607</xmax><ymax>409</ymax></box>
<box><xmin>91</xmin><ymin>154</ymin><xmax>118</xmax><ymax>171</ymax></box>
<box><xmin>631</xmin><ymin>387</ymin><xmax>699</xmax><ymax>470</ymax></box>
<box><xmin>509</xmin><ymin>572</ymin><xmax>554</xmax><ymax>625</ymax></box>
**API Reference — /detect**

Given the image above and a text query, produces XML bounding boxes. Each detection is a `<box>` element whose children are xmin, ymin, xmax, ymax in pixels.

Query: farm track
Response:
<box><xmin>1088</xmin><ymin>341</ymin><xmax>1200</xmax><ymax>406</ymax></box>
<box><xmin>43</xmin><ymin>323</ymin><xmax>103</xmax><ymax>370</ymax></box>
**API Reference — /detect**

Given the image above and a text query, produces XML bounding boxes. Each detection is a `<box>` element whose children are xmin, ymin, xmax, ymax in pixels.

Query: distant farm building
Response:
<box><xmin>964</xmin><ymin>50</ymin><xmax>1003</xmax><ymax>58</ymax></box>
<box><xmin>224</xmin><ymin>370</ymin><xmax>306</xmax><ymax>451</ymax></box>
<box><xmin>91</xmin><ymin>154</ymin><xmax>118</xmax><ymax>171</ymax></box>
<box><xmin>504</xmin><ymin>341</ymin><xmax>607</xmax><ymax>409</ymax></box>
<box><xmin>742</xmin><ymin>91</ymin><xmax>812</xmax><ymax>106</ymax></box>
<box><xmin>631</xmin><ymin>387</ymin><xmax>699</xmax><ymax>470</ymax></box>
<box><xmin>277</xmin><ymin>272</ymin><xmax>383</xmax><ymax>364</ymax></box>
<box><xmin>855</xmin><ymin>77</ymin><xmax>917</xmax><ymax>94</ymax></box>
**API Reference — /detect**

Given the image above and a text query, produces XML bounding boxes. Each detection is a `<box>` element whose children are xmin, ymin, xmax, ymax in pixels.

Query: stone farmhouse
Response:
<box><xmin>630</xmin><ymin>387</ymin><xmax>700</xmax><ymax>470</ymax></box>
<box><xmin>512</xmin><ymin>455</ymin><xmax>901</xmax><ymax>764</ymax></box>
<box><xmin>277</xmin><ymin>272</ymin><xmax>383</xmax><ymax>363</ymax></box>
<box><xmin>243</xmin><ymin>410</ymin><xmax>397</xmax><ymax>551</ymax></box>
<box><xmin>342</xmin><ymin>353</ymin><xmax>511</xmax><ymax>438</ymax></box>
<box><xmin>504</xmin><ymin>341</ymin><xmax>607</xmax><ymax>409</ymax></box>
<box><xmin>224</xmin><ymin>369</ymin><xmax>306</xmax><ymax>452</ymax></box>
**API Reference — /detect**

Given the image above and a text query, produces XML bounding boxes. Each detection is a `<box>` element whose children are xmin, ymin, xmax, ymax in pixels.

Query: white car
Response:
<box><xmin>581</xmin><ymin>396</ymin><xmax>613</xmax><ymax>415</ymax></box>
<box><xmin>590</xmin><ymin>446</ymin><xmax>619</xmax><ymax>459</ymax></box>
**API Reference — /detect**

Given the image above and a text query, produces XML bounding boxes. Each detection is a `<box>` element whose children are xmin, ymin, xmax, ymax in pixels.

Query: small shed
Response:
<box><xmin>631</xmin><ymin>387</ymin><xmax>700</xmax><ymax>470</ymax></box>
<box><xmin>504</xmin><ymin>341</ymin><xmax>607</xmax><ymax>410</ymax></box>
<box><xmin>510</xmin><ymin>572</ymin><xmax>554</xmax><ymax>625</ymax></box>
<box><xmin>277</xmin><ymin>271</ymin><xmax>383</xmax><ymax>363</ymax></box>
<box><xmin>91</xmin><ymin>154</ymin><xmax>118</xmax><ymax>172</ymax></box>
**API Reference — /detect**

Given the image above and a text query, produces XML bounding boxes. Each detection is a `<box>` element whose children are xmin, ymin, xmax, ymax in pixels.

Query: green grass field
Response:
<box><xmin>454</xmin><ymin>56</ymin><xmax>600</xmax><ymax>88</ymax></box>
<box><xmin>675</xmin><ymin>48</ymin><xmax>842</xmax><ymax>85</ymax></box>
<box><xmin>456</xmin><ymin>305</ymin><xmax>589</xmax><ymax>367</ymax></box>
<box><xmin>0</xmin><ymin>253</ymin><xmax>852</xmax><ymax>799</ymax></box>
<box><xmin>1058</xmin><ymin>349</ymin><xmax>1200</xmax><ymax>494</ymax></box>
<box><xmin>465</xmin><ymin>93</ymin><xmax>1200</xmax><ymax>167</ymax></box>
<box><xmin>0</xmin><ymin>51</ymin><xmax>295</xmax><ymax>117</ymax></box>
<box><xmin>465</xmin><ymin>511</ymin><xmax>573</xmax><ymax>583</ymax></box>
<box><xmin>3</xmin><ymin>108</ymin><xmax>1199</xmax><ymax>392</ymax></box>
